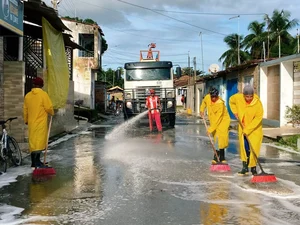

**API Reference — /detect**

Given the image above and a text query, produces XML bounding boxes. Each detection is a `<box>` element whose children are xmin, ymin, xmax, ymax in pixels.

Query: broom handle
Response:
<box><xmin>202</xmin><ymin>117</ymin><xmax>220</xmax><ymax>162</ymax></box>
<box><xmin>237</xmin><ymin>119</ymin><xmax>265</xmax><ymax>173</ymax></box>
<box><xmin>44</xmin><ymin>116</ymin><xmax>53</xmax><ymax>164</ymax></box>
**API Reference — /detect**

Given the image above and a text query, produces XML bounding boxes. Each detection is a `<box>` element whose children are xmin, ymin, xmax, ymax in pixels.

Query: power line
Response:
<box><xmin>102</xmin><ymin>25</ymin><xmax>201</xmax><ymax>43</ymax></box>
<box><xmin>151</xmin><ymin>10</ymin><xmax>266</xmax><ymax>16</ymax></box>
<box><xmin>115</xmin><ymin>0</ymin><xmax>228</xmax><ymax>36</ymax></box>
<box><xmin>73</xmin><ymin>0</ymin><xmax>200</xmax><ymax>33</ymax></box>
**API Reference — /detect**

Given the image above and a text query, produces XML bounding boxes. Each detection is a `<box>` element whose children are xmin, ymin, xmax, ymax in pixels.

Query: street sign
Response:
<box><xmin>0</xmin><ymin>0</ymin><xmax>23</xmax><ymax>36</ymax></box>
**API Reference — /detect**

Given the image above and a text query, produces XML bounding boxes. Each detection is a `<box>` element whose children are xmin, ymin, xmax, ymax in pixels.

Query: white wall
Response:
<box><xmin>259</xmin><ymin>66</ymin><xmax>268</xmax><ymax>118</ymax></box>
<box><xmin>176</xmin><ymin>87</ymin><xmax>186</xmax><ymax>106</ymax></box>
<box><xmin>280</xmin><ymin>61</ymin><xmax>294</xmax><ymax>126</ymax></box>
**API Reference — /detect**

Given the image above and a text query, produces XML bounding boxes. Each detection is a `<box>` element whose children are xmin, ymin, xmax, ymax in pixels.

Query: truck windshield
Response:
<box><xmin>126</xmin><ymin>68</ymin><xmax>171</xmax><ymax>81</ymax></box>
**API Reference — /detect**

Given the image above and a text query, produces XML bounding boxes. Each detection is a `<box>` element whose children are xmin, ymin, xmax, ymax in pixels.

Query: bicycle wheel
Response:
<box><xmin>7</xmin><ymin>136</ymin><xmax>22</xmax><ymax>166</ymax></box>
<box><xmin>0</xmin><ymin>150</ymin><xmax>8</xmax><ymax>173</ymax></box>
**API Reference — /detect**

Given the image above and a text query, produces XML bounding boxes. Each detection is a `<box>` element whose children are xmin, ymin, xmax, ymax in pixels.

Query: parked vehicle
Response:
<box><xmin>123</xmin><ymin>43</ymin><xmax>176</xmax><ymax>127</ymax></box>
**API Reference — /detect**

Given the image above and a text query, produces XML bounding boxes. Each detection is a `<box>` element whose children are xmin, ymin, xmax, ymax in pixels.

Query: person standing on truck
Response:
<box><xmin>146</xmin><ymin>89</ymin><xmax>162</xmax><ymax>132</ymax></box>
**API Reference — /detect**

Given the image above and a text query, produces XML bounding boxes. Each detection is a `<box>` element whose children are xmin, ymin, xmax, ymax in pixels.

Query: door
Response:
<box><xmin>226</xmin><ymin>79</ymin><xmax>238</xmax><ymax>119</ymax></box>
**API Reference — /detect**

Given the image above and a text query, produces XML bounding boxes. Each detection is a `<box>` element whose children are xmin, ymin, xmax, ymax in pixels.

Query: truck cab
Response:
<box><xmin>123</xmin><ymin>60</ymin><xmax>176</xmax><ymax>128</ymax></box>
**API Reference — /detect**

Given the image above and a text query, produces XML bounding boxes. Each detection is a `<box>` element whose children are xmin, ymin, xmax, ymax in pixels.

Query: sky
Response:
<box><xmin>43</xmin><ymin>0</ymin><xmax>299</xmax><ymax>73</ymax></box>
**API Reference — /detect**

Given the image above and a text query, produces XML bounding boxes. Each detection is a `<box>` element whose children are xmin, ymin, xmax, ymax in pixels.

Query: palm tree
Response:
<box><xmin>219</xmin><ymin>34</ymin><xmax>250</xmax><ymax>68</ymax></box>
<box><xmin>265</xmin><ymin>10</ymin><xmax>299</xmax><ymax>57</ymax></box>
<box><xmin>243</xmin><ymin>21</ymin><xmax>267</xmax><ymax>59</ymax></box>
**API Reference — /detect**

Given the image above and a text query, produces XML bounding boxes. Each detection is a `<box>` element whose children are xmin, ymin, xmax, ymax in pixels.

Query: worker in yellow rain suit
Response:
<box><xmin>229</xmin><ymin>85</ymin><xmax>263</xmax><ymax>175</ymax></box>
<box><xmin>23</xmin><ymin>77</ymin><xmax>54</xmax><ymax>168</ymax></box>
<box><xmin>200</xmin><ymin>88</ymin><xmax>230</xmax><ymax>164</ymax></box>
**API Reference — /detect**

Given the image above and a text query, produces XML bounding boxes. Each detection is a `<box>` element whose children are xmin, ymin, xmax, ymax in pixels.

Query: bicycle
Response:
<box><xmin>0</xmin><ymin>117</ymin><xmax>22</xmax><ymax>174</ymax></box>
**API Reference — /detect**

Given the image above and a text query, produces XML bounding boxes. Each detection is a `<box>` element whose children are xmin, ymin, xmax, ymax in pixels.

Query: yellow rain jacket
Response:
<box><xmin>200</xmin><ymin>94</ymin><xmax>230</xmax><ymax>149</ymax></box>
<box><xmin>229</xmin><ymin>93</ymin><xmax>263</xmax><ymax>167</ymax></box>
<box><xmin>23</xmin><ymin>88</ymin><xmax>54</xmax><ymax>153</ymax></box>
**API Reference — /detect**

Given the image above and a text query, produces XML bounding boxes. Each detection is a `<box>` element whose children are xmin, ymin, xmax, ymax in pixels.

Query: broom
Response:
<box><xmin>237</xmin><ymin>119</ymin><xmax>277</xmax><ymax>183</ymax></box>
<box><xmin>202</xmin><ymin>117</ymin><xmax>231</xmax><ymax>172</ymax></box>
<box><xmin>33</xmin><ymin>116</ymin><xmax>56</xmax><ymax>176</ymax></box>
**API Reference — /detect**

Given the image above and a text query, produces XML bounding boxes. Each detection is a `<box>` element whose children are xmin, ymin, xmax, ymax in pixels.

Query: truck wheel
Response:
<box><xmin>169</xmin><ymin>113</ymin><xmax>175</xmax><ymax>128</ymax></box>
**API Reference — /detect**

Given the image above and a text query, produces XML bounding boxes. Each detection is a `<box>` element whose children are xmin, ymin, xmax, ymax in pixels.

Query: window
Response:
<box><xmin>78</xmin><ymin>33</ymin><xmax>94</xmax><ymax>57</ymax></box>
<box><xmin>126</xmin><ymin>68</ymin><xmax>171</xmax><ymax>81</ymax></box>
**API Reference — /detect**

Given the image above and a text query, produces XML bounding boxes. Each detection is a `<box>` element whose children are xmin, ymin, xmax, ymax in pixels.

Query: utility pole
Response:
<box><xmin>297</xmin><ymin>28</ymin><xmax>299</xmax><ymax>54</ymax></box>
<box><xmin>265</xmin><ymin>14</ymin><xmax>270</xmax><ymax>59</ymax></box>
<box><xmin>199</xmin><ymin>32</ymin><xmax>204</xmax><ymax>72</ymax></box>
<box><xmin>193</xmin><ymin>57</ymin><xmax>197</xmax><ymax>113</ymax></box>
<box><xmin>277</xmin><ymin>28</ymin><xmax>281</xmax><ymax>58</ymax></box>
<box><xmin>188</xmin><ymin>51</ymin><xmax>191</xmax><ymax>84</ymax></box>
<box><xmin>263</xmin><ymin>41</ymin><xmax>266</xmax><ymax>62</ymax></box>
<box><xmin>229</xmin><ymin>15</ymin><xmax>240</xmax><ymax>65</ymax></box>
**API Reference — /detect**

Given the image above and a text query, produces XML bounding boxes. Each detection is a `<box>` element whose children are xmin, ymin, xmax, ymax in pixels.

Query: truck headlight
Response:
<box><xmin>126</xmin><ymin>101</ymin><xmax>132</xmax><ymax>109</ymax></box>
<box><xmin>167</xmin><ymin>101</ymin><xmax>173</xmax><ymax>108</ymax></box>
<box><xmin>167</xmin><ymin>92</ymin><xmax>173</xmax><ymax>98</ymax></box>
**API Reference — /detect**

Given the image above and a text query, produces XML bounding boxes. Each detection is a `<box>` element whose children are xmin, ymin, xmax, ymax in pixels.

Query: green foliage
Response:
<box><xmin>83</xmin><ymin>18</ymin><xmax>97</xmax><ymax>25</ymax></box>
<box><xmin>285</xmin><ymin>105</ymin><xmax>300</xmax><ymax>127</ymax></box>
<box><xmin>98</xmin><ymin>68</ymin><xmax>124</xmax><ymax>89</ymax></box>
<box><xmin>220</xmin><ymin>9</ymin><xmax>299</xmax><ymax>68</ymax></box>
<box><xmin>62</xmin><ymin>16</ymin><xmax>97</xmax><ymax>25</ymax></box>
<box><xmin>101</xmin><ymin>38</ymin><xmax>108</xmax><ymax>55</ymax></box>
<box><xmin>278</xmin><ymin>135</ymin><xmax>300</xmax><ymax>150</ymax></box>
<box><xmin>181</xmin><ymin>67</ymin><xmax>203</xmax><ymax>76</ymax></box>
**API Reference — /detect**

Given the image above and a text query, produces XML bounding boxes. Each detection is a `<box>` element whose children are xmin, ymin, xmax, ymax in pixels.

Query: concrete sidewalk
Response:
<box><xmin>263</xmin><ymin>126</ymin><xmax>300</xmax><ymax>140</ymax></box>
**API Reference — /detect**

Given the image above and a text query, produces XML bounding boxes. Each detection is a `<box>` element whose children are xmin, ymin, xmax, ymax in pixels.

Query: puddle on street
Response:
<box><xmin>1</xmin><ymin>116</ymin><xmax>300</xmax><ymax>224</ymax></box>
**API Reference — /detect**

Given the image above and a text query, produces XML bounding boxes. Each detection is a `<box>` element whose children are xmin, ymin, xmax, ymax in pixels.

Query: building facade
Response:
<box><xmin>62</xmin><ymin>19</ymin><xmax>104</xmax><ymax>109</ymax></box>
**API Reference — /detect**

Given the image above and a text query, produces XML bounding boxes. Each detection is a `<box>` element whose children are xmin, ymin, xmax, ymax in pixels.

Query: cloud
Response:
<box><xmin>42</xmin><ymin>0</ymin><xmax>299</xmax><ymax>70</ymax></box>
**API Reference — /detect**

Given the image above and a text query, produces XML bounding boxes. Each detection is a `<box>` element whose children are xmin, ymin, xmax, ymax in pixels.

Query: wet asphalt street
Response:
<box><xmin>1</xmin><ymin>114</ymin><xmax>300</xmax><ymax>225</ymax></box>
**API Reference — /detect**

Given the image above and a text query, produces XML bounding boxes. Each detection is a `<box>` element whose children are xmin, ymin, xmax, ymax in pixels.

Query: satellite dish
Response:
<box><xmin>208</xmin><ymin>64</ymin><xmax>220</xmax><ymax>74</ymax></box>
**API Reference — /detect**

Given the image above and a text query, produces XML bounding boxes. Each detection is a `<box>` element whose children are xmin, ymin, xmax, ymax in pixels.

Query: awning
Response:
<box><xmin>23</xmin><ymin>22</ymin><xmax>85</xmax><ymax>50</ymax></box>
<box><xmin>24</xmin><ymin>0</ymin><xmax>70</xmax><ymax>32</ymax></box>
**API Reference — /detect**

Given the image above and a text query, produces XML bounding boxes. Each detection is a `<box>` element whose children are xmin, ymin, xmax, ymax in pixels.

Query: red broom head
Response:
<box><xmin>250</xmin><ymin>173</ymin><xmax>277</xmax><ymax>183</ymax></box>
<box><xmin>32</xmin><ymin>167</ymin><xmax>56</xmax><ymax>176</ymax></box>
<box><xmin>210</xmin><ymin>164</ymin><xmax>231</xmax><ymax>172</ymax></box>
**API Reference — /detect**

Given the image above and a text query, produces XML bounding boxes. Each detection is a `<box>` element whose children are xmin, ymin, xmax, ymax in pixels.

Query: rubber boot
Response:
<box><xmin>219</xmin><ymin>149</ymin><xmax>226</xmax><ymax>163</ymax></box>
<box><xmin>212</xmin><ymin>150</ymin><xmax>220</xmax><ymax>164</ymax></box>
<box><xmin>238</xmin><ymin>161</ymin><xmax>249</xmax><ymax>175</ymax></box>
<box><xmin>251</xmin><ymin>167</ymin><xmax>257</xmax><ymax>175</ymax></box>
<box><xmin>31</xmin><ymin>153</ymin><xmax>36</xmax><ymax>168</ymax></box>
<box><xmin>34</xmin><ymin>153</ymin><xmax>43</xmax><ymax>168</ymax></box>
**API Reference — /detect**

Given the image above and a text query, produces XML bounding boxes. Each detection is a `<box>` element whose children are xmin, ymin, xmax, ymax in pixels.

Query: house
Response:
<box><xmin>174</xmin><ymin>75</ymin><xmax>189</xmax><ymax>106</ymax></box>
<box><xmin>0</xmin><ymin>0</ymin><xmax>24</xmax><ymax>141</ymax></box>
<box><xmin>107</xmin><ymin>86</ymin><xmax>124</xmax><ymax>101</ymax></box>
<box><xmin>175</xmin><ymin>75</ymin><xmax>204</xmax><ymax>114</ymax></box>
<box><xmin>259</xmin><ymin>54</ymin><xmax>300</xmax><ymax>127</ymax></box>
<box><xmin>0</xmin><ymin>0</ymin><xmax>82</xmax><ymax>144</ymax></box>
<box><xmin>61</xmin><ymin>18</ymin><xmax>105</xmax><ymax>110</ymax></box>
<box><xmin>200</xmin><ymin>61</ymin><xmax>261</xmax><ymax>119</ymax></box>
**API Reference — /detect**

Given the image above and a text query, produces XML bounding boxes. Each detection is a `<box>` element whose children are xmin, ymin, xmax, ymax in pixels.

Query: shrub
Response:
<box><xmin>285</xmin><ymin>105</ymin><xmax>300</xmax><ymax>127</ymax></box>
<box><xmin>278</xmin><ymin>135</ymin><xmax>300</xmax><ymax>150</ymax></box>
